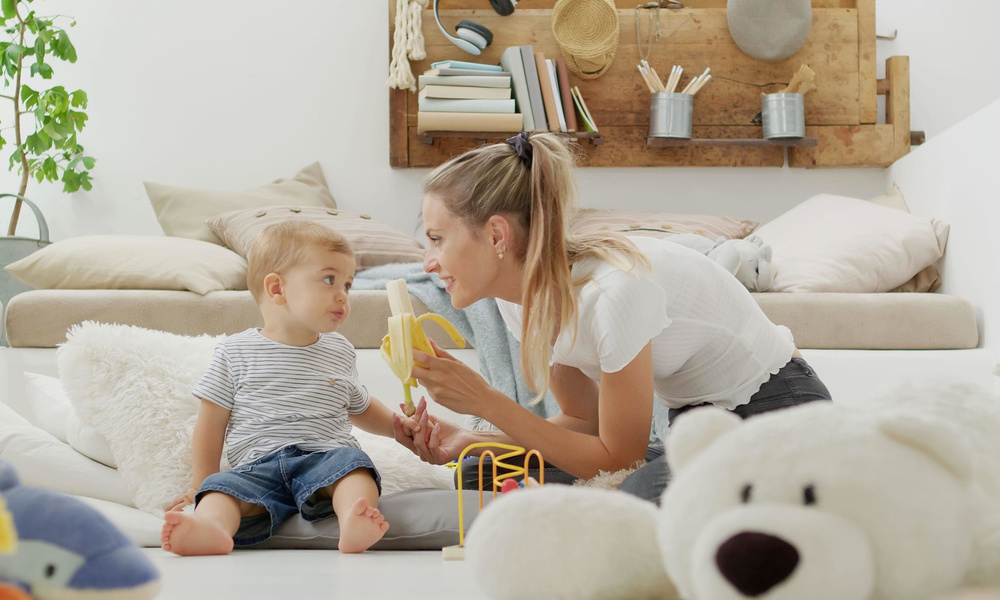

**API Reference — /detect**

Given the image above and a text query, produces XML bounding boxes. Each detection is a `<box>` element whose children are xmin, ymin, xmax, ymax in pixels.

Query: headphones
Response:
<box><xmin>432</xmin><ymin>0</ymin><xmax>518</xmax><ymax>55</ymax></box>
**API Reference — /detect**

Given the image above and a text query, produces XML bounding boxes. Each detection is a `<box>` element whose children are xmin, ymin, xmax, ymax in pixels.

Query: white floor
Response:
<box><xmin>146</xmin><ymin>548</ymin><xmax>487</xmax><ymax>599</ymax></box>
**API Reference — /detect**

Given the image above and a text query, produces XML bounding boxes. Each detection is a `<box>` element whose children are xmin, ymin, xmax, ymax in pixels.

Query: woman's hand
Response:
<box><xmin>165</xmin><ymin>487</ymin><xmax>197</xmax><ymax>512</ymax></box>
<box><xmin>411</xmin><ymin>339</ymin><xmax>492</xmax><ymax>417</ymax></box>
<box><xmin>392</xmin><ymin>397</ymin><xmax>474</xmax><ymax>465</ymax></box>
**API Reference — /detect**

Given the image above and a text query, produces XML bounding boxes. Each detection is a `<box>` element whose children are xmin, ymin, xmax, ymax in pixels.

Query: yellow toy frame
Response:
<box><xmin>455</xmin><ymin>443</ymin><xmax>545</xmax><ymax>548</ymax></box>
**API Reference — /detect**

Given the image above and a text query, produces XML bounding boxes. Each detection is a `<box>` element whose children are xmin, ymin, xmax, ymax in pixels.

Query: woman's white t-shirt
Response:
<box><xmin>496</xmin><ymin>235</ymin><xmax>795</xmax><ymax>410</ymax></box>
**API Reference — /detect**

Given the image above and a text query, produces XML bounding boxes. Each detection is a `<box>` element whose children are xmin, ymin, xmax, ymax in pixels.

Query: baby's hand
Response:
<box><xmin>395</xmin><ymin>413</ymin><xmax>423</xmax><ymax>438</ymax></box>
<box><xmin>165</xmin><ymin>487</ymin><xmax>197</xmax><ymax>512</ymax></box>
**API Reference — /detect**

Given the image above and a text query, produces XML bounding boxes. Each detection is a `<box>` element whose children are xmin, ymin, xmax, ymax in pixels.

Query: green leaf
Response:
<box><xmin>54</xmin><ymin>30</ymin><xmax>75</xmax><ymax>62</ymax></box>
<box><xmin>25</xmin><ymin>130</ymin><xmax>49</xmax><ymax>153</ymax></box>
<box><xmin>70</xmin><ymin>89</ymin><xmax>87</xmax><ymax>108</ymax></box>
<box><xmin>36</xmin><ymin>61</ymin><xmax>52</xmax><ymax>78</ymax></box>
<box><xmin>5</xmin><ymin>43</ymin><xmax>23</xmax><ymax>62</ymax></box>
<box><xmin>61</xmin><ymin>168</ymin><xmax>80</xmax><ymax>192</ymax></box>
<box><xmin>1</xmin><ymin>0</ymin><xmax>15</xmax><ymax>20</ymax></box>
<box><xmin>33</xmin><ymin>36</ymin><xmax>44</xmax><ymax>63</ymax></box>
<box><xmin>81</xmin><ymin>156</ymin><xmax>95</xmax><ymax>169</ymax></box>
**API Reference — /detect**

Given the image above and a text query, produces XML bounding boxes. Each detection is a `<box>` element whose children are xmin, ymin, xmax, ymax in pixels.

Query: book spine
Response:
<box><xmin>546</xmin><ymin>60</ymin><xmax>567</xmax><ymax>132</ymax></box>
<box><xmin>556</xmin><ymin>59</ymin><xmax>578</xmax><ymax>132</ymax></box>
<box><xmin>534</xmin><ymin>51</ymin><xmax>560</xmax><ymax>133</ymax></box>
<box><xmin>519</xmin><ymin>45</ymin><xmax>548</xmax><ymax>131</ymax></box>
<box><xmin>500</xmin><ymin>46</ymin><xmax>533</xmax><ymax>131</ymax></box>
<box><xmin>419</xmin><ymin>86</ymin><xmax>512</xmax><ymax>99</ymax></box>
<box><xmin>418</xmin><ymin>75</ymin><xmax>511</xmax><ymax>89</ymax></box>
<box><xmin>417</xmin><ymin>112</ymin><xmax>524</xmax><ymax>134</ymax></box>
<box><xmin>417</xmin><ymin>98</ymin><xmax>516</xmax><ymax>113</ymax></box>
<box><xmin>432</xmin><ymin>68</ymin><xmax>512</xmax><ymax>77</ymax></box>
<box><xmin>430</xmin><ymin>60</ymin><xmax>504</xmax><ymax>72</ymax></box>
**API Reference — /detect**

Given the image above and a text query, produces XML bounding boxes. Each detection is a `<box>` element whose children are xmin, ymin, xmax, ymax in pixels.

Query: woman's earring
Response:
<box><xmin>498</xmin><ymin>244</ymin><xmax>507</xmax><ymax>260</ymax></box>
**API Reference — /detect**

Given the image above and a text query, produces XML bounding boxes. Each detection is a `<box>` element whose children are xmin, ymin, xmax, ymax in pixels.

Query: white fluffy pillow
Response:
<box><xmin>754</xmin><ymin>194</ymin><xmax>948</xmax><ymax>293</ymax></box>
<box><xmin>25</xmin><ymin>372</ymin><xmax>117</xmax><ymax>468</ymax></box>
<box><xmin>0</xmin><ymin>401</ymin><xmax>133</xmax><ymax>506</ymax></box>
<box><xmin>57</xmin><ymin>321</ymin><xmax>452</xmax><ymax>516</ymax></box>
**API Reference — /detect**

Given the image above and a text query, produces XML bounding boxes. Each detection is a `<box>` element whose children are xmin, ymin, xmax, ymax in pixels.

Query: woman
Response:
<box><xmin>392</xmin><ymin>132</ymin><xmax>831</xmax><ymax>503</ymax></box>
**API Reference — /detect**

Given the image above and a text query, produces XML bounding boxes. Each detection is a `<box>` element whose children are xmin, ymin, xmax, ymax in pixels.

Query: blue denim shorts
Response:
<box><xmin>196</xmin><ymin>445</ymin><xmax>380</xmax><ymax>546</ymax></box>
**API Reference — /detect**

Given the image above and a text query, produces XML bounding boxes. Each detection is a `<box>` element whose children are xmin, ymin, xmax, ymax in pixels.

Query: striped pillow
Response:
<box><xmin>570</xmin><ymin>209</ymin><xmax>758</xmax><ymax>241</ymax></box>
<box><xmin>207</xmin><ymin>206</ymin><xmax>425</xmax><ymax>272</ymax></box>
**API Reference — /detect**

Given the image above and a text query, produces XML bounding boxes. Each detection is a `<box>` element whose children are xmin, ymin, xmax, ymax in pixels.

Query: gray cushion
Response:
<box><xmin>256</xmin><ymin>488</ymin><xmax>495</xmax><ymax>550</ymax></box>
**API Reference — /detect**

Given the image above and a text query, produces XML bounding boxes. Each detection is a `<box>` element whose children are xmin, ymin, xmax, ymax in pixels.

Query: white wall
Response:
<box><xmin>0</xmin><ymin>1</ymin><xmax>996</xmax><ymax>242</ymax></box>
<box><xmin>888</xmin><ymin>98</ymin><xmax>1000</xmax><ymax>357</ymax></box>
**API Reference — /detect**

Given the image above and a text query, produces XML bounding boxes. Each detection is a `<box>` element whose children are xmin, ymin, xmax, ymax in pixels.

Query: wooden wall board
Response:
<box><xmin>857</xmin><ymin>0</ymin><xmax>878</xmax><ymax>124</ymax></box>
<box><xmin>406</xmin><ymin>125</ymin><xmax>784</xmax><ymax>168</ymax></box>
<box><xmin>390</xmin><ymin>0</ymin><xmax>909</xmax><ymax>169</ymax></box>
<box><xmin>789</xmin><ymin>55</ymin><xmax>908</xmax><ymax>167</ymax></box>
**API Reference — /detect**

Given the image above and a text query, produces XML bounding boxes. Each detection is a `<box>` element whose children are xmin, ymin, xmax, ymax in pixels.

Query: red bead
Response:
<box><xmin>500</xmin><ymin>479</ymin><xmax>521</xmax><ymax>494</ymax></box>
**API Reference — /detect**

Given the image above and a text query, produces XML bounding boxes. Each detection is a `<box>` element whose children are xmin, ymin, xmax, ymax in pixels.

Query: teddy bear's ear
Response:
<box><xmin>667</xmin><ymin>408</ymin><xmax>742</xmax><ymax>473</ymax></box>
<box><xmin>879</xmin><ymin>415</ymin><xmax>974</xmax><ymax>483</ymax></box>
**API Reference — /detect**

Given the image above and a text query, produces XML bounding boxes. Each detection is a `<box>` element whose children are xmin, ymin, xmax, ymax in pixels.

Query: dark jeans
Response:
<box><xmin>618</xmin><ymin>356</ymin><xmax>832</xmax><ymax>504</ymax></box>
<box><xmin>457</xmin><ymin>357</ymin><xmax>831</xmax><ymax>497</ymax></box>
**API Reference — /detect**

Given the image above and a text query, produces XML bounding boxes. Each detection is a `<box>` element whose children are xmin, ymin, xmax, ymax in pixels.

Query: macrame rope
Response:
<box><xmin>387</xmin><ymin>0</ymin><xmax>429</xmax><ymax>92</ymax></box>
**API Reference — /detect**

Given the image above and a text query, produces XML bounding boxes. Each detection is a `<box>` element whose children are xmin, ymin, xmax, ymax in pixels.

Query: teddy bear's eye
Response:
<box><xmin>46</xmin><ymin>564</ymin><xmax>57</xmax><ymax>578</ymax></box>
<box><xmin>803</xmin><ymin>484</ymin><xmax>817</xmax><ymax>506</ymax></box>
<box><xmin>740</xmin><ymin>484</ymin><xmax>752</xmax><ymax>503</ymax></box>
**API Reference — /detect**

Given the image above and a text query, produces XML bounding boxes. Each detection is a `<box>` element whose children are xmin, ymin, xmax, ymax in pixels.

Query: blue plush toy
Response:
<box><xmin>0</xmin><ymin>460</ymin><xmax>160</xmax><ymax>599</ymax></box>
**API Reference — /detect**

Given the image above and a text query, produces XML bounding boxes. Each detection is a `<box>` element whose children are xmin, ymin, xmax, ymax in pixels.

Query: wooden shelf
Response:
<box><xmin>647</xmin><ymin>137</ymin><xmax>818</xmax><ymax>148</ymax></box>
<box><xmin>421</xmin><ymin>131</ymin><xmax>604</xmax><ymax>146</ymax></box>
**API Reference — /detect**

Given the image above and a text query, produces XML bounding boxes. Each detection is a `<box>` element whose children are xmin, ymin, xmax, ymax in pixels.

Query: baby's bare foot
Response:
<box><xmin>161</xmin><ymin>511</ymin><xmax>235</xmax><ymax>556</ymax></box>
<box><xmin>338</xmin><ymin>497</ymin><xmax>389</xmax><ymax>553</ymax></box>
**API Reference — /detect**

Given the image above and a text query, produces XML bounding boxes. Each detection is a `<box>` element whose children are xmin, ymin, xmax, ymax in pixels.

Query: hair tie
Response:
<box><xmin>506</xmin><ymin>132</ymin><xmax>533</xmax><ymax>169</ymax></box>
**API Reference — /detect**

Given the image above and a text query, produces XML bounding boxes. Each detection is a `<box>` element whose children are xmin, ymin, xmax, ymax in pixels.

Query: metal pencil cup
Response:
<box><xmin>649</xmin><ymin>92</ymin><xmax>693</xmax><ymax>139</ymax></box>
<box><xmin>761</xmin><ymin>93</ymin><xmax>805</xmax><ymax>138</ymax></box>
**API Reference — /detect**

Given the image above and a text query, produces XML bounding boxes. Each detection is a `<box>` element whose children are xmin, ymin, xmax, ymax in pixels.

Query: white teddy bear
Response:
<box><xmin>465</xmin><ymin>381</ymin><xmax>1000</xmax><ymax>600</ymax></box>
<box><xmin>664</xmin><ymin>233</ymin><xmax>774</xmax><ymax>292</ymax></box>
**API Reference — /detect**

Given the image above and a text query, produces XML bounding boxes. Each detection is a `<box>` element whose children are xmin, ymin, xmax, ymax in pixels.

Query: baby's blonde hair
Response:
<box><xmin>247</xmin><ymin>221</ymin><xmax>354</xmax><ymax>302</ymax></box>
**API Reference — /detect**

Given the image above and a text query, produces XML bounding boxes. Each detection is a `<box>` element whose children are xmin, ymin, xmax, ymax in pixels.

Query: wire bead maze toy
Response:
<box><xmin>442</xmin><ymin>443</ymin><xmax>545</xmax><ymax>561</ymax></box>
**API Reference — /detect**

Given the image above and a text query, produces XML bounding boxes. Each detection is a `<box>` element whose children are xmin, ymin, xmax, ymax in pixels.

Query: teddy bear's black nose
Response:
<box><xmin>715</xmin><ymin>531</ymin><xmax>800</xmax><ymax>597</ymax></box>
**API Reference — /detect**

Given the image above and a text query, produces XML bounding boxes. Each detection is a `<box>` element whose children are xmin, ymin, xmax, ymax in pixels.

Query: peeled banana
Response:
<box><xmin>381</xmin><ymin>279</ymin><xmax>465</xmax><ymax>416</ymax></box>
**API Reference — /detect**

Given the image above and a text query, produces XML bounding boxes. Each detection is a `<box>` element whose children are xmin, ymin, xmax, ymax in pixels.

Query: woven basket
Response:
<box><xmin>551</xmin><ymin>0</ymin><xmax>620</xmax><ymax>80</ymax></box>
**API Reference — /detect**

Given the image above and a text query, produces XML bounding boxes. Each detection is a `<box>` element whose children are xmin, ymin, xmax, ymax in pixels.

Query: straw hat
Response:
<box><xmin>551</xmin><ymin>0</ymin><xmax>620</xmax><ymax>80</ymax></box>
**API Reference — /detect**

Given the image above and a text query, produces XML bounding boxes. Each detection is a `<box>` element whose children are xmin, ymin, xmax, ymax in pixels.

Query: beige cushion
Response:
<box><xmin>145</xmin><ymin>162</ymin><xmax>336</xmax><ymax>245</ymax></box>
<box><xmin>752</xmin><ymin>292</ymin><xmax>978</xmax><ymax>350</ymax></box>
<box><xmin>870</xmin><ymin>184</ymin><xmax>945</xmax><ymax>293</ymax></box>
<box><xmin>4</xmin><ymin>235</ymin><xmax>248</xmax><ymax>295</ymax></box>
<box><xmin>3</xmin><ymin>289</ymin><xmax>462</xmax><ymax>350</ymax></box>
<box><xmin>754</xmin><ymin>194</ymin><xmax>949</xmax><ymax>293</ymax></box>
<box><xmin>207</xmin><ymin>206</ymin><xmax>426</xmax><ymax>272</ymax></box>
<box><xmin>571</xmin><ymin>208</ymin><xmax>758</xmax><ymax>240</ymax></box>
<box><xmin>5</xmin><ymin>288</ymin><xmax>978</xmax><ymax>351</ymax></box>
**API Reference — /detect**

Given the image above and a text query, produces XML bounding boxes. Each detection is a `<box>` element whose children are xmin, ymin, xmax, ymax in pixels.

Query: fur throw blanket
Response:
<box><xmin>57</xmin><ymin>322</ymin><xmax>453</xmax><ymax>516</ymax></box>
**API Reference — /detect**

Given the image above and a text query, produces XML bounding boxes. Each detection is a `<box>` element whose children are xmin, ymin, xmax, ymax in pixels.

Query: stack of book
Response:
<box><xmin>498</xmin><ymin>45</ymin><xmax>598</xmax><ymax>134</ymax></box>
<box><xmin>416</xmin><ymin>60</ymin><xmax>523</xmax><ymax>134</ymax></box>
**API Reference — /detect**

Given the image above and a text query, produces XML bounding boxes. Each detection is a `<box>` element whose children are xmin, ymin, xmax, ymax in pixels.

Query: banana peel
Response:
<box><xmin>381</xmin><ymin>279</ymin><xmax>465</xmax><ymax>416</ymax></box>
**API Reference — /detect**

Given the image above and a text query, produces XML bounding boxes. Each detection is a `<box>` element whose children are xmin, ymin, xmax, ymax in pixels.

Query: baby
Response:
<box><xmin>161</xmin><ymin>220</ymin><xmax>416</xmax><ymax>554</ymax></box>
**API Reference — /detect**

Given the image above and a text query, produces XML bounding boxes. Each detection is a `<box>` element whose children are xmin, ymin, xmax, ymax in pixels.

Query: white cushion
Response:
<box><xmin>25</xmin><ymin>372</ymin><xmax>117</xmax><ymax>468</ymax></box>
<box><xmin>754</xmin><ymin>194</ymin><xmax>948</xmax><ymax>293</ymax></box>
<box><xmin>0</xmin><ymin>401</ymin><xmax>133</xmax><ymax>506</ymax></box>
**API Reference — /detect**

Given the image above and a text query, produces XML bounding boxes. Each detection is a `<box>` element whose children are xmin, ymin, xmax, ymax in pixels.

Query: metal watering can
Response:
<box><xmin>1</xmin><ymin>194</ymin><xmax>51</xmax><ymax>346</ymax></box>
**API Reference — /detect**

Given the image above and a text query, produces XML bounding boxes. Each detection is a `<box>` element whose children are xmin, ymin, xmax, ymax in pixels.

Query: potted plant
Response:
<box><xmin>0</xmin><ymin>0</ymin><xmax>94</xmax><ymax>344</ymax></box>
<box><xmin>1</xmin><ymin>0</ymin><xmax>95</xmax><ymax>235</ymax></box>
